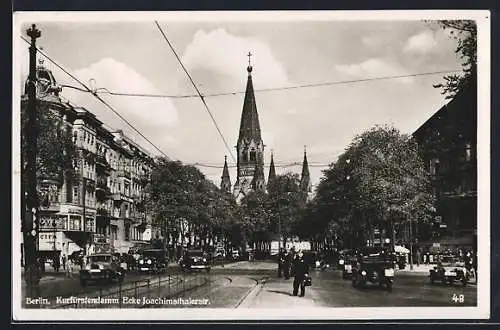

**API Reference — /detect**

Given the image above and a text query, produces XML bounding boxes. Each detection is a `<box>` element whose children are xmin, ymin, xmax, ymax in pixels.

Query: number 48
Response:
<box><xmin>452</xmin><ymin>294</ymin><xmax>465</xmax><ymax>303</ymax></box>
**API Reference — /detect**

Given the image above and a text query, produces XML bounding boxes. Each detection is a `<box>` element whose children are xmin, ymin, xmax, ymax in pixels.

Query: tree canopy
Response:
<box><xmin>432</xmin><ymin>20</ymin><xmax>477</xmax><ymax>98</ymax></box>
<box><xmin>310</xmin><ymin>125</ymin><xmax>436</xmax><ymax>248</ymax></box>
<box><xmin>21</xmin><ymin>102</ymin><xmax>77</xmax><ymax>205</ymax></box>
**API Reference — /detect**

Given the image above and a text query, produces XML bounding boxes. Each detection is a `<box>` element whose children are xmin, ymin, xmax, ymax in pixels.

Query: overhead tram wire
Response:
<box><xmin>20</xmin><ymin>35</ymin><xmax>172</xmax><ymax>160</ymax></box>
<box><xmin>88</xmin><ymin>69</ymin><xmax>462</xmax><ymax>99</ymax></box>
<box><xmin>154</xmin><ymin>20</ymin><xmax>237</xmax><ymax>164</ymax></box>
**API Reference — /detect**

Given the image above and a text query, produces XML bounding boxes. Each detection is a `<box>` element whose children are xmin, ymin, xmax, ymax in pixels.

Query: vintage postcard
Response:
<box><xmin>12</xmin><ymin>10</ymin><xmax>490</xmax><ymax>321</ymax></box>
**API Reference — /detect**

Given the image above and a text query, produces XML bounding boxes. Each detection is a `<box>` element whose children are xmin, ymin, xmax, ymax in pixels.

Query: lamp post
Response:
<box><xmin>52</xmin><ymin>218</ymin><xmax>57</xmax><ymax>251</ymax></box>
<box><xmin>409</xmin><ymin>215</ymin><xmax>414</xmax><ymax>271</ymax></box>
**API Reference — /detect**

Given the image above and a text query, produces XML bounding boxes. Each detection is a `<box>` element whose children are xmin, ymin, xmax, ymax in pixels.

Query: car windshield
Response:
<box><xmin>188</xmin><ymin>251</ymin><xmax>204</xmax><ymax>257</ymax></box>
<box><xmin>360</xmin><ymin>247</ymin><xmax>388</xmax><ymax>256</ymax></box>
<box><xmin>88</xmin><ymin>255</ymin><xmax>111</xmax><ymax>263</ymax></box>
<box><xmin>142</xmin><ymin>250</ymin><xmax>165</xmax><ymax>257</ymax></box>
<box><xmin>440</xmin><ymin>256</ymin><xmax>458</xmax><ymax>264</ymax></box>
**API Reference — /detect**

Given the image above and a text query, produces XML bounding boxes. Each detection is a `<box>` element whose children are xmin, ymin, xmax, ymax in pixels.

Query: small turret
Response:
<box><xmin>221</xmin><ymin>155</ymin><xmax>231</xmax><ymax>193</ymax></box>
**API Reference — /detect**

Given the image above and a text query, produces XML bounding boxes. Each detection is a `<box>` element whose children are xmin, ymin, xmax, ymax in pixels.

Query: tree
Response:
<box><xmin>432</xmin><ymin>20</ymin><xmax>477</xmax><ymax>98</ymax></box>
<box><xmin>267</xmin><ymin>172</ymin><xmax>305</xmax><ymax>244</ymax></box>
<box><xmin>21</xmin><ymin>102</ymin><xmax>77</xmax><ymax>203</ymax></box>
<box><xmin>311</xmin><ymin>125</ymin><xmax>436</xmax><ymax>248</ymax></box>
<box><xmin>145</xmin><ymin>157</ymin><xmax>237</xmax><ymax>253</ymax></box>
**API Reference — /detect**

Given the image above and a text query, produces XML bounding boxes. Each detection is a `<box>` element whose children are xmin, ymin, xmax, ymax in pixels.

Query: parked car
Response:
<box><xmin>69</xmin><ymin>250</ymin><xmax>84</xmax><ymax>265</ymax></box>
<box><xmin>430</xmin><ymin>255</ymin><xmax>468</xmax><ymax>286</ymax></box>
<box><xmin>340</xmin><ymin>250</ymin><xmax>357</xmax><ymax>279</ymax></box>
<box><xmin>351</xmin><ymin>247</ymin><xmax>395</xmax><ymax>291</ymax></box>
<box><xmin>137</xmin><ymin>249</ymin><xmax>169</xmax><ymax>273</ymax></box>
<box><xmin>79</xmin><ymin>253</ymin><xmax>125</xmax><ymax>286</ymax></box>
<box><xmin>179</xmin><ymin>249</ymin><xmax>211</xmax><ymax>272</ymax></box>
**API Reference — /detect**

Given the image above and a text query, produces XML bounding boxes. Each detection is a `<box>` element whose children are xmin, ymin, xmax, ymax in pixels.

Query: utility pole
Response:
<box><xmin>23</xmin><ymin>24</ymin><xmax>41</xmax><ymax>286</ymax></box>
<box><xmin>80</xmin><ymin>151</ymin><xmax>87</xmax><ymax>256</ymax></box>
<box><xmin>409</xmin><ymin>217</ymin><xmax>414</xmax><ymax>271</ymax></box>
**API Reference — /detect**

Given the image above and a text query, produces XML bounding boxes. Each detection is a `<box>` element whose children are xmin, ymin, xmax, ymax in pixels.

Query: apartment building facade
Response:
<box><xmin>21</xmin><ymin>60</ymin><xmax>154</xmax><ymax>263</ymax></box>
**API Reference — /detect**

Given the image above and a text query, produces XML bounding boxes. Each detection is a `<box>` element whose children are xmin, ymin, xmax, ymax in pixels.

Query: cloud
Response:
<box><xmin>404</xmin><ymin>30</ymin><xmax>437</xmax><ymax>54</ymax></box>
<box><xmin>181</xmin><ymin>29</ymin><xmax>289</xmax><ymax>89</ymax></box>
<box><xmin>56</xmin><ymin>58</ymin><xmax>179</xmax><ymax>155</ymax></box>
<box><xmin>335</xmin><ymin>58</ymin><xmax>413</xmax><ymax>84</ymax></box>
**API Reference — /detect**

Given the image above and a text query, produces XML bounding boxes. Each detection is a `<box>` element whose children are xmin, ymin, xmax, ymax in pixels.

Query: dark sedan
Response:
<box><xmin>179</xmin><ymin>249</ymin><xmax>211</xmax><ymax>272</ymax></box>
<box><xmin>137</xmin><ymin>249</ymin><xmax>169</xmax><ymax>273</ymax></box>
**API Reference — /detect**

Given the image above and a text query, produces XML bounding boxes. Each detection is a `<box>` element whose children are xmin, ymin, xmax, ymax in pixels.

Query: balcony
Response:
<box><xmin>117</xmin><ymin>170</ymin><xmax>131</xmax><ymax>179</ymax></box>
<box><xmin>111</xmin><ymin>192</ymin><xmax>134</xmax><ymax>203</ymax></box>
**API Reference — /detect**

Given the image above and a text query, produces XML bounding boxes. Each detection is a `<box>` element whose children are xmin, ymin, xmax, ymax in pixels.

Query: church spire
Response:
<box><xmin>238</xmin><ymin>52</ymin><xmax>261</xmax><ymax>143</ymax></box>
<box><xmin>221</xmin><ymin>155</ymin><xmax>231</xmax><ymax>193</ymax></box>
<box><xmin>300</xmin><ymin>146</ymin><xmax>312</xmax><ymax>193</ymax></box>
<box><xmin>267</xmin><ymin>150</ymin><xmax>276</xmax><ymax>191</ymax></box>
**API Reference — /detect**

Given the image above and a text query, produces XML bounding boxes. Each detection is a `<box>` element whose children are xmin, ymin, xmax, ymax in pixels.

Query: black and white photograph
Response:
<box><xmin>12</xmin><ymin>10</ymin><xmax>490</xmax><ymax>321</ymax></box>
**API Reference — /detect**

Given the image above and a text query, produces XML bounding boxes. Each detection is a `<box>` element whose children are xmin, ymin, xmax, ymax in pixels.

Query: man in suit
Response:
<box><xmin>277</xmin><ymin>248</ymin><xmax>285</xmax><ymax>278</ymax></box>
<box><xmin>292</xmin><ymin>250</ymin><xmax>309</xmax><ymax>297</ymax></box>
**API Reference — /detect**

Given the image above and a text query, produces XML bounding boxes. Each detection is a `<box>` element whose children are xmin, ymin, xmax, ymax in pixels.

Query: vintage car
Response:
<box><xmin>179</xmin><ymin>249</ymin><xmax>211</xmax><ymax>272</ymax></box>
<box><xmin>430</xmin><ymin>255</ymin><xmax>468</xmax><ymax>286</ymax></box>
<box><xmin>137</xmin><ymin>249</ymin><xmax>169</xmax><ymax>273</ymax></box>
<box><xmin>79</xmin><ymin>253</ymin><xmax>125</xmax><ymax>286</ymax></box>
<box><xmin>351</xmin><ymin>247</ymin><xmax>395</xmax><ymax>291</ymax></box>
<box><xmin>337</xmin><ymin>249</ymin><xmax>353</xmax><ymax>269</ymax></box>
<box><xmin>340</xmin><ymin>250</ymin><xmax>357</xmax><ymax>279</ymax></box>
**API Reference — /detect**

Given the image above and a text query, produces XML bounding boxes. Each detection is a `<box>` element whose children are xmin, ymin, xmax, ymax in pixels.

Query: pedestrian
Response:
<box><xmin>416</xmin><ymin>249</ymin><xmax>421</xmax><ymax>267</ymax></box>
<box><xmin>61</xmin><ymin>254</ymin><xmax>67</xmax><ymax>271</ymax></box>
<box><xmin>292</xmin><ymin>250</ymin><xmax>309</xmax><ymax>297</ymax></box>
<box><xmin>277</xmin><ymin>248</ymin><xmax>285</xmax><ymax>278</ymax></box>
<box><xmin>53</xmin><ymin>255</ymin><xmax>60</xmax><ymax>273</ymax></box>
<box><xmin>290</xmin><ymin>246</ymin><xmax>297</xmax><ymax>277</ymax></box>
<box><xmin>284</xmin><ymin>249</ymin><xmax>292</xmax><ymax>280</ymax></box>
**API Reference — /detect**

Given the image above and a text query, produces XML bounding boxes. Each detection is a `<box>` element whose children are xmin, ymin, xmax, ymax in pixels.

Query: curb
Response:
<box><xmin>235</xmin><ymin>278</ymin><xmax>266</xmax><ymax>308</ymax></box>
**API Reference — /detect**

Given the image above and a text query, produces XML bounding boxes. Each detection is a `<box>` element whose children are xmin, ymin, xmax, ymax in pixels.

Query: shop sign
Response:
<box><xmin>38</xmin><ymin>232</ymin><xmax>63</xmax><ymax>251</ymax></box>
<box><xmin>433</xmin><ymin>243</ymin><xmax>441</xmax><ymax>248</ymax></box>
<box><xmin>39</xmin><ymin>215</ymin><xmax>66</xmax><ymax>230</ymax></box>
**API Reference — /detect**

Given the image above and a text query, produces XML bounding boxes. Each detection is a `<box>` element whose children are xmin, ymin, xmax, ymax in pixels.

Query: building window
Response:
<box><xmin>429</xmin><ymin>158</ymin><xmax>440</xmax><ymax>175</ymax></box>
<box><xmin>111</xmin><ymin>225</ymin><xmax>118</xmax><ymax>240</ymax></box>
<box><xmin>73</xmin><ymin>186</ymin><xmax>79</xmax><ymax>202</ymax></box>
<box><xmin>465</xmin><ymin>143</ymin><xmax>472</xmax><ymax>162</ymax></box>
<box><xmin>242</xmin><ymin>151</ymin><xmax>248</xmax><ymax>162</ymax></box>
<box><xmin>69</xmin><ymin>216</ymin><xmax>81</xmax><ymax>231</ymax></box>
<box><xmin>250</xmin><ymin>150</ymin><xmax>256</xmax><ymax>162</ymax></box>
<box><xmin>125</xmin><ymin>224</ymin><xmax>130</xmax><ymax>241</ymax></box>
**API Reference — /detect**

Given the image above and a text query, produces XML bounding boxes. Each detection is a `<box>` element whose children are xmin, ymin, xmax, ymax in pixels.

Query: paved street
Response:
<box><xmin>21</xmin><ymin>260</ymin><xmax>477</xmax><ymax>309</ymax></box>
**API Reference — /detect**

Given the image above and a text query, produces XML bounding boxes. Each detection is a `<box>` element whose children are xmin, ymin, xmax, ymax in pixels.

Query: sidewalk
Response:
<box><xmin>396</xmin><ymin>264</ymin><xmax>434</xmax><ymax>276</ymax></box>
<box><xmin>213</xmin><ymin>260</ymin><xmax>275</xmax><ymax>270</ymax></box>
<box><xmin>238</xmin><ymin>277</ymin><xmax>320</xmax><ymax>308</ymax></box>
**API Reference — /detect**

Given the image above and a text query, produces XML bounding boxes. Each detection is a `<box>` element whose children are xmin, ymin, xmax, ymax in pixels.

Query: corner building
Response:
<box><xmin>20</xmin><ymin>60</ymin><xmax>155</xmax><ymax>263</ymax></box>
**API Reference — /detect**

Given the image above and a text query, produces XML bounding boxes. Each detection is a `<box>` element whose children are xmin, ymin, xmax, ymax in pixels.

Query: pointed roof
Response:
<box><xmin>221</xmin><ymin>155</ymin><xmax>230</xmax><ymax>180</ymax></box>
<box><xmin>268</xmin><ymin>150</ymin><xmax>276</xmax><ymax>184</ymax></box>
<box><xmin>300</xmin><ymin>146</ymin><xmax>312</xmax><ymax>192</ymax></box>
<box><xmin>221</xmin><ymin>155</ymin><xmax>231</xmax><ymax>191</ymax></box>
<box><xmin>238</xmin><ymin>61</ymin><xmax>261</xmax><ymax>143</ymax></box>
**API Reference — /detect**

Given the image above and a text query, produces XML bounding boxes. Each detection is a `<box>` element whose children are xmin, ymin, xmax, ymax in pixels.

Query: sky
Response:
<box><xmin>16</xmin><ymin>15</ymin><xmax>464</xmax><ymax>191</ymax></box>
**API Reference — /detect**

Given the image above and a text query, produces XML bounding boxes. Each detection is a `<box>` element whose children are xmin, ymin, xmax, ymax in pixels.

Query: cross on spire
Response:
<box><xmin>247</xmin><ymin>51</ymin><xmax>252</xmax><ymax>66</ymax></box>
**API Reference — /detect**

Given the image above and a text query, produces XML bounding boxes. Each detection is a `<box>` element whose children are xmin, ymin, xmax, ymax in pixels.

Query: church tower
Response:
<box><xmin>220</xmin><ymin>155</ymin><xmax>231</xmax><ymax>193</ymax></box>
<box><xmin>233</xmin><ymin>53</ymin><xmax>265</xmax><ymax>201</ymax></box>
<box><xmin>300</xmin><ymin>146</ymin><xmax>312</xmax><ymax>196</ymax></box>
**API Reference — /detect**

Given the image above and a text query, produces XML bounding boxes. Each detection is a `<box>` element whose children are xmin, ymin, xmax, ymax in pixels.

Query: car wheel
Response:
<box><xmin>206</xmin><ymin>268</ymin><xmax>211</xmax><ymax>273</ymax></box>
